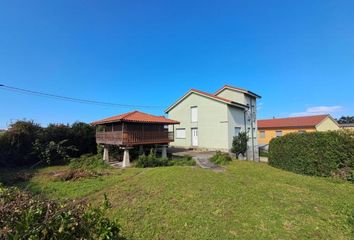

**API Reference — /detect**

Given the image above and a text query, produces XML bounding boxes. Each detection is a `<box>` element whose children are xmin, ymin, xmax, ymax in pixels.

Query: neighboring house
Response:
<box><xmin>165</xmin><ymin>85</ymin><xmax>261</xmax><ymax>161</ymax></box>
<box><xmin>339</xmin><ymin>123</ymin><xmax>354</xmax><ymax>130</ymax></box>
<box><xmin>257</xmin><ymin>114</ymin><xmax>340</xmax><ymax>146</ymax></box>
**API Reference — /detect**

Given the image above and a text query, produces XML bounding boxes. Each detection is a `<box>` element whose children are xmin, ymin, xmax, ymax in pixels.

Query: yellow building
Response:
<box><xmin>257</xmin><ymin>114</ymin><xmax>340</xmax><ymax>145</ymax></box>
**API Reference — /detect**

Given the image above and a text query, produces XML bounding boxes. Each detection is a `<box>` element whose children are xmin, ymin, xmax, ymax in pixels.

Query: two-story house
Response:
<box><xmin>165</xmin><ymin>85</ymin><xmax>261</xmax><ymax>161</ymax></box>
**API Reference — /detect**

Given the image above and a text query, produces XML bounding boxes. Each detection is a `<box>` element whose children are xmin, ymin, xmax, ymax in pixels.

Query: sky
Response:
<box><xmin>0</xmin><ymin>0</ymin><xmax>353</xmax><ymax>129</ymax></box>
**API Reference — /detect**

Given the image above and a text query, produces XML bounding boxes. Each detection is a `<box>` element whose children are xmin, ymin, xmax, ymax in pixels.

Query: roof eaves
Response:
<box><xmin>165</xmin><ymin>89</ymin><xmax>247</xmax><ymax>113</ymax></box>
<box><xmin>315</xmin><ymin>115</ymin><xmax>339</xmax><ymax>129</ymax></box>
<box><xmin>215</xmin><ymin>85</ymin><xmax>261</xmax><ymax>99</ymax></box>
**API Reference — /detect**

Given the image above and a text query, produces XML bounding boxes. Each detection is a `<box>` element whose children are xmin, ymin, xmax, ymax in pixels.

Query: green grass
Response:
<box><xmin>3</xmin><ymin>161</ymin><xmax>354</xmax><ymax>240</ymax></box>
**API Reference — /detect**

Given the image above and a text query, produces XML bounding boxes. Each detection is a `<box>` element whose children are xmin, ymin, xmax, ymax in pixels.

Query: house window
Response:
<box><xmin>234</xmin><ymin>127</ymin><xmax>241</xmax><ymax>137</ymax></box>
<box><xmin>191</xmin><ymin>106</ymin><xmax>198</xmax><ymax>123</ymax></box>
<box><xmin>260</xmin><ymin>131</ymin><xmax>265</xmax><ymax>138</ymax></box>
<box><xmin>176</xmin><ymin>128</ymin><xmax>186</xmax><ymax>139</ymax></box>
<box><xmin>275</xmin><ymin>130</ymin><xmax>283</xmax><ymax>137</ymax></box>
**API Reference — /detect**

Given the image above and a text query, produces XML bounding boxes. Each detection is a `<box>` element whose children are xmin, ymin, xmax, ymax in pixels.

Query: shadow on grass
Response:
<box><xmin>0</xmin><ymin>167</ymin><xmax>40</xmax><ymax>187</ymax></box>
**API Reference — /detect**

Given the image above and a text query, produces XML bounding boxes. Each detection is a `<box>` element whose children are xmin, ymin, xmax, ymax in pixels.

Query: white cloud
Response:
<box><xmin>290</xmin><ymin>105</ymin><xmax>343</xmax><ymax>117</ymax></box>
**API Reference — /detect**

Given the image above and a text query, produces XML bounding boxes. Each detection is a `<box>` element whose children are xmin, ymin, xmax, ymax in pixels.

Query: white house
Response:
<box><xmin>165</xmin><ymin>85</ymin><xmax>261</xmax><ymax>161</ymax></box>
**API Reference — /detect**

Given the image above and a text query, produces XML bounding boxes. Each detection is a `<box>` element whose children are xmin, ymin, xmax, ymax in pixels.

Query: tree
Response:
<box><xmin>33</xmin><ymin>139</ymin><xmax>77</xmax><ymax>166</ymax></box>
<box><xmin>1</xmin><ymin>120</ymin><xmax>43</xmax><ymax>166</ymax></box>
<box><xmin>336</xmin><ymin>116</ymin><xmax>354</xmax><ymax>124</ymax></box>
<box><xmin>71</xmin><ymin>122</ymin><xmax>97</xmax><ymax>156</ymax></box>
<box><xmin>231</xmin><ymin>132</ymin><xmax>249</xmax><ymax>156</ymax></box>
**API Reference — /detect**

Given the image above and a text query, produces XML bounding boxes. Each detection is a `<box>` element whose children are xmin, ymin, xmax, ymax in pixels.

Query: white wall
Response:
<box><xmin>216</xmin><ymin>89</ymin><xmax>247</xmax><ymax>105</ymax></box>
<box><xmin>227</xmin><ymin>106</ymin><xmax>246</xmax><ymax>150</ymax></box>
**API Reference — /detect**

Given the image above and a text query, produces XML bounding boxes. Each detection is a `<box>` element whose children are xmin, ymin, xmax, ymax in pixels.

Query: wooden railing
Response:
<box><xmin>96</xmin><ymin>131</ymin><xmax>174</xmax><ymax>146</ymax></box>
<box><xmin>96</xmin><ymin>131</ymin><xmax>123</xmax><ymax>145</ymax></box>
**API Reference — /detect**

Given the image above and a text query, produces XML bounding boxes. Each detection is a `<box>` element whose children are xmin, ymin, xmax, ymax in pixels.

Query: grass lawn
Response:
<box><xmin>3</xmin><ymin>161</ymin><xmax>354</xmax><ymax>240</ymax></box>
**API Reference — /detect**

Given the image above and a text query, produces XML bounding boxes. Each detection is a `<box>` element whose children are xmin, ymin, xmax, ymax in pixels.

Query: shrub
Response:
<box><xmin>231</xmin><ymin>132</ymin><xmax>249</xmax><ymax>156</ymax></box>
<box><xmin>0</xmin><ymin>185</ymin><xmax>126</xmax><ymax>240</ymax></box>
<box><xmin>0</xmin><ymin>120</ymin><xmax>97</xmax><ymax>168</ymax></box>
<box><xmin>69</xmin><ymin>154</ymin><xmax>110</xmax><ymax>170</ymax></box>
<box><xmin>33</xmin><ymin>139</ymin><xmax>77</xmax><ymax>166</ymax></box>
<box><xmin>259</xmin><ymin>151</ymin><xmax>269</xmax><ymax>158</ymax></box>
<box><xmin>0</xmin><ymin>121</ymin><xmax>42</xmax><ymax>167</ymax></box>
<box><xmin>135</xmin><ymin>149</ymin><xmax>170</xmax><ymax>168</ymax></box>
<box><xmin>70</xmin><ymin>122</ymin><xmax>97</xmax><ymax>157</ymax></box>
<box><xmin>52</xmin><ymin>155</ymin><xmax>111</xmax><ymax>182</ymax></box>
<box><xmin>210</xmin><ymin>151</ymin><xmax>232</xmax><ymax>165</ymax></box>
<box><xmin>268</xmin><ymin>131</ymin><xmax>354</xmax><ymax>179</ymax></box>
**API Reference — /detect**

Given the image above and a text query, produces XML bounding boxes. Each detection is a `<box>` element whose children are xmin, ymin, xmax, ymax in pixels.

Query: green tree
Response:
<box><xmin>231</xmin><ymin>132</ymin><xmax>249</xmax><ymax>156</ymax></box>
<box><xmin>0</xmin><ymin>120</ymin><xmax>43</xmax><ymax>167</ymax></box>
<box><xmin>71</xmin><ymin>122</ymin><xmax>97</xmax><ymax>156</ymax></box>
<box><xmin>336</xmin><ymin>116</ymin><xmax>354</xmax><ymax>124</ymax></box>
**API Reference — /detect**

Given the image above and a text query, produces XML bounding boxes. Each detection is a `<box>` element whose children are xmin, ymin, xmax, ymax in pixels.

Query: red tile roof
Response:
<box><xmin>257</xmin><ymin>115</ymin><xmax>329</xmax><ymax>129</ymax></box>
<box><xmin>92</xmin><ymin>111</ymin><xmax>180</xmax><ymax>125</ymax></box>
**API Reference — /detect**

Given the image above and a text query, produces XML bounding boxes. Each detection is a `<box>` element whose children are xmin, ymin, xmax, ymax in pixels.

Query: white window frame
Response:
<box><xmin>176</xmin><ymin>128</ymin><xmax>186</xmax><ymax>139</ymax></box>
<box><xmin>275</xmin><ymin>130</ymin><xmax>283</xmax><ymax>137</ymax></box>
<box><xmin>234</xmin><ymin>127</ymin><xmax>241</xmax><ymax>137</ymax></box>
<box><xmin>260</xmin><ymin>130</ymin><xmax>265</xmax><ymax>138</ymax></box>
<box><xmin>253</xmin><ymin>128</ymin><xmax>257</xmax><ymax>138</ymax></box>
<box><xmin>191</xmin><ymin>106</ymin><xmax>198</xmax><ymax>123</ymax></box>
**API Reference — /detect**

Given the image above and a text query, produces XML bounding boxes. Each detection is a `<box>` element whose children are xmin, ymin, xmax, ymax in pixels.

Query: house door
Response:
<box><xmin>191</xmin><ymin>128</ymin><xmax>198</xmax><ymax>147</ymax></box>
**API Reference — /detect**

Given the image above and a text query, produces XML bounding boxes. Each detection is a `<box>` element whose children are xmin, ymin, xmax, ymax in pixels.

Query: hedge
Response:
<box><xmin>0</xmin><ymin>120</ymin><xmax>97</xmax><ymax>168</ymax></box>
<box><xmin>268</xmin><ymin>130</ymin><xmax>354</xmax><ymax>178</ymax></box>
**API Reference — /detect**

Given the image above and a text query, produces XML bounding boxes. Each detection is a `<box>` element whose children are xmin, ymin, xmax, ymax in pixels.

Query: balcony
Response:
<box><xmin>96</xmin><ymin>130</ymin><xmax>174</xmax><ymax>146</ymax></box>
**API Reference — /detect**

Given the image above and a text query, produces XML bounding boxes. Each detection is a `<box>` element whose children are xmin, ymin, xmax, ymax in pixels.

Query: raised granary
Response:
<box><xmin>91</xmin><ymin>111</ymin><xmax>179</xmax><ymax>167</ymax></box>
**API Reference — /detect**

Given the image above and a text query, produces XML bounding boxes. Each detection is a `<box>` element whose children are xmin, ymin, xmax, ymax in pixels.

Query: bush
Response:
<box><xmin>259</xmin><ymin>151</ymin><xmax>269</xmax><ymax>157</ymax></box>
<box><xmin>0</xmin><ymin>121</ymin><xmax>42</xmax><ymax>167</ymax></box>
<box><xmin>231</xmin><ymin>132</ymin><xmax>249</xmax><ymax>156</ymax></box>
<box><xmin>69</xmin><ymin>154</ymin><xmax>110</xmax><ymax>170</ymax></box>
<box><xmin>33</xmin><ymin>139</ymin><xmax>77</xmax><ymax>166</ymax></box>
<box><xmin>0</xmin><ymin>120</ymin><xmax>97</xmax><ymax>168</ymax></box>
<box><xmin>210</xmin><ymin>151</ymin><xmax>232</xmax><ymax>165</ymax></box>
<box><xmin>268</xmin><ymin>131</ymin><xmax>354</xmax><ymax>179</ymax></box>
<box><xmin>135</xmin><ymin>149</ymin><xmax>170</xmax><ymax>168</ymax></box>
<box><xmin>0</xmin><ymin>185</ymin><xmax>126</xmax><ymax>240</ymax></box>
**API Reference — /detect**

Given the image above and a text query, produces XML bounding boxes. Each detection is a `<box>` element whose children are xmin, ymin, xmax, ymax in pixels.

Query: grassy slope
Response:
<box><xmin>11</xmin><ymin>162</ymin><xmax>354</xmax><ymax>240</ymax></box>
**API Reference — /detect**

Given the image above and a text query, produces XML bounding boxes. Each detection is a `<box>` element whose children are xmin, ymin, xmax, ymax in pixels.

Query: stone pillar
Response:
<box><xmin>103</xmin><ymin>145</ymin><xmax>109</xmax><ymax>162</ymax></box>
<box><xmin>122</xmin><ymin>148</ymin><xmax>131</xmax><ymax>168</ymax></box>
<box><xmin>139</xmin><ymin>145</ymin><xmax>144</xmax><ymax>155</ymax></box>
<box><xmin>161</xmin><ymin>145</ymin><xmax>168</xmax><ymax>158</ymax></box>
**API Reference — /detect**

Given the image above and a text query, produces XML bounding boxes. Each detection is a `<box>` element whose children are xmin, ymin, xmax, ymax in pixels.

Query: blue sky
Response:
<box><xmin>0</xmin><ymin>0</ymin><xmax>353</xmax><ymax>129</ymax></box>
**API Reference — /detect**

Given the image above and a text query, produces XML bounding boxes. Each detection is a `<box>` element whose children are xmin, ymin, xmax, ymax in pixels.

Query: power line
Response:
<box><xmin>0</xmin><ymin>84</ymin><xmax>165</xmax><ymax>109</ymax></box>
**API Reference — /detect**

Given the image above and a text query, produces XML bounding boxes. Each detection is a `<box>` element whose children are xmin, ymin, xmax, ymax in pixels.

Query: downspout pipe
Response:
<box><xmin>250</xmin><ymin>98</ymin><xmax>255</xmax><ymax>161</ymax></box>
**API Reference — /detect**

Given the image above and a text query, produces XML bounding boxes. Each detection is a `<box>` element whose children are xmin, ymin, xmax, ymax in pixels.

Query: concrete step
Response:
<box><xmin>194</xmin><ymin>157</ymin><xmax>224</xmax><ymax>172</ymax></box>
